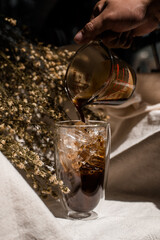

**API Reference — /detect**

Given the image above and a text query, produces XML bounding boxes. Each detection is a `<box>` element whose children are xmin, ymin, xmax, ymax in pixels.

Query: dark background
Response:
<box><xmin>0</xmin><ymin>0</ymin><xmax>97</xmax><ymax>46</ymax></box>
<box><xmin>1</xmin><ymin>0</ymin><xmax>160</xmax><ymax>72</ymax></box>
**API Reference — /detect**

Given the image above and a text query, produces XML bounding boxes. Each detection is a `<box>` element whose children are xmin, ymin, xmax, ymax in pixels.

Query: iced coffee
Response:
<box><xmin>55</xmin><ymin>120</ymin><xmax>110</xmax><ymax>219</ymax></box>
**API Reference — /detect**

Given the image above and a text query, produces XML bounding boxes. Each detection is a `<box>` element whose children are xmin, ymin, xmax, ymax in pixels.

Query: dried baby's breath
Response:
<box><xmin>0</xmin><ymin>16</ymin><xmax>104</xmax><ymax>199</ymax></box>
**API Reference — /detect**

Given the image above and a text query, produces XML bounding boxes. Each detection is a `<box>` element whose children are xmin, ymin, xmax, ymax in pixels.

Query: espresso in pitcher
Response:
<box><xmin>65</xmin><ymin>41</ymin><xmax>136</xmax><ymax>122</ymax></box>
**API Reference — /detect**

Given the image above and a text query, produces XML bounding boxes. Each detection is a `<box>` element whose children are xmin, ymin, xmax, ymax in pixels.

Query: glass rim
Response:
<box><xmin>55</xmin><ymin>120</ymin><xmax>110</xmax><ymax>128</ymax></box>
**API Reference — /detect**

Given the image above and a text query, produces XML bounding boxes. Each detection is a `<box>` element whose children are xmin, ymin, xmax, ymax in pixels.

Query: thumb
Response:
<box><xmin>74</xmin><ymin>15</ymin><xmax>109</xmax><ymax>44</ymax></box>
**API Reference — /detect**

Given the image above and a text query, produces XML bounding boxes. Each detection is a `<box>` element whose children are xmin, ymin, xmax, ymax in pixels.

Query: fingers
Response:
<box><xmin>73</xmin><ymin>22</ymin><xmax>94</xmax><ymax>44</ymax></box>
<box><xmin>74</xmin><ymin>17</ymin><xmax>105</xmax><ymax>44</ymax></box>
<box><xmin>101</xmin><ymin>31</ymin><xmax>134</xmax><ymax>49</ymax></box>
<box><xmin>74</xmin><ymin>1</ymin><xmax>110</xmax><ymax>44</ymax></box>
<box><xmin>74</xmin><ymin>27</ymin><xmax>133</xmax><ymax>49</ymax></box>
<box><xmin>74</xmin><ymin>7</ymin><xmax>137</xmax><ymax>45</ymax></box>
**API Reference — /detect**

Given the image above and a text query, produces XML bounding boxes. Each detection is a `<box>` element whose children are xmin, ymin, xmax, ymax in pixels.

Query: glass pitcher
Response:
<box><xmin>65</xmin><ymin>41</ymin><xmax>136</xmax><ymax>110</ymax></box>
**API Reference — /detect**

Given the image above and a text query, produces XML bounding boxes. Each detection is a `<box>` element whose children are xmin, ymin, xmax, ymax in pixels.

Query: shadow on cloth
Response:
<box><xmin>106</xmin><ymin>131</ymin><xmax>160</xmax><ymax>206</ymax></box>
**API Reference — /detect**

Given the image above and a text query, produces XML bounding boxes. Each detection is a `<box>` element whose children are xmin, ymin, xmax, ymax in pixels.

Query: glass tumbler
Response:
<box><xmin>54</xmin><ymin>120</ymin><xmax>111</xmax><ymax>220</ymax></box>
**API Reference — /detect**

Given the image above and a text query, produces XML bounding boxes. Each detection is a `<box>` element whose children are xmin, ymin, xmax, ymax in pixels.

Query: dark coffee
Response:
<box><xmin>62</xmin><ymin>168</ymin><xmax>104</xmax><ymax>212</ymax></box>
<box><xmin>59</xmin><ymin>131</ymin><xmax>105</xmax><ymax>213</ymax></box>
<box><xmin>73</xmin><ymin>98</ymin><xmax>86</xmax><ymax>122</ymax></box>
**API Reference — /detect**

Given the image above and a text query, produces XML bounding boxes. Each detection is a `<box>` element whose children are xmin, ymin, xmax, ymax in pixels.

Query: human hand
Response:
<box><xmin>74</xmin><ymin>0</ymin><xmax>160</xmax><ymax>48</ymax></box>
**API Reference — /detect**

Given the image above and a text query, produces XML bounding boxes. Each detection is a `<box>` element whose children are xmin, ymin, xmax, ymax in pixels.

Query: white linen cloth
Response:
<box><xmin>1</xmin><ymin>73</ymin><xmax>160</xmax><ymax>240</ymax></box>
<box><xmin>0</xmin><ymin>151</ymin><xmax>71</xmax><ymax>240</ymax></box>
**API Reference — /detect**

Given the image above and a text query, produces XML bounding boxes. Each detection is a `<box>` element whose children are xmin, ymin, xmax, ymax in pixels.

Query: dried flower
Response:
<box><xmin>0</xmin><ymin>16</ymin><xmax>105</xmax><ymax>199</ymax></box>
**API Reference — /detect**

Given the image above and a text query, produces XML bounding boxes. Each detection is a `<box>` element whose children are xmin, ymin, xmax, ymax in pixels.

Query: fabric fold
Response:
<box><xmin>0</xmin><ymin>151</ymin><xmax>71</xmax><ymax>240</ymax></box>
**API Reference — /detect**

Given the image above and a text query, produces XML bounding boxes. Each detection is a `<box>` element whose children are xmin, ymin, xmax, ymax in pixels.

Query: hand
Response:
<box><xmin>74</xmin><ymin>0</ymin><xmax>160</xmax><ymax>48</ymax></box>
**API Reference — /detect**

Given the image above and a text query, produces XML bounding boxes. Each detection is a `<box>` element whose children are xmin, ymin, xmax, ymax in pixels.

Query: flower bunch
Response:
<box><xmin>0</xmin><ymin>16</ymin><xmax>105</xmax><ymax>199</ymax></box>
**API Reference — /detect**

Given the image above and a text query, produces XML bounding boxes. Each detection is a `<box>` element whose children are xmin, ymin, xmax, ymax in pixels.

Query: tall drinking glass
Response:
<box><xmin>54</xmin><ymin>120</ymin><xmax>111</xmax><ymax>220</ymax></box>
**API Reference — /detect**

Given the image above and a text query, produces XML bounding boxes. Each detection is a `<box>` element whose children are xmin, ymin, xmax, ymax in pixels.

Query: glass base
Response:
<box><xmin>67</xmin><ymin>210</ymin><xmax>98</xmax><ymax>220</ymax></box>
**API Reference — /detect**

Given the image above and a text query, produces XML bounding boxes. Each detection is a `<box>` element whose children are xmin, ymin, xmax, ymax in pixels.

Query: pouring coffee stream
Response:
<box><xmin>65</xmin><ymin>41</ymin><xmax>137</xmax><ymax>122</ymax></box>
